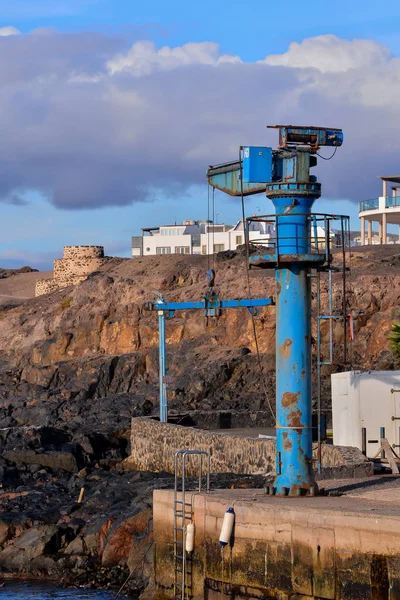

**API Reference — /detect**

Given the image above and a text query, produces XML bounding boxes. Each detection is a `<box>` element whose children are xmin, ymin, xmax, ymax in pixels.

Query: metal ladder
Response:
<box><xmin>173</xmin><ymin>450</ymin><xmax>210</xmax><ymax>600</ymax></box>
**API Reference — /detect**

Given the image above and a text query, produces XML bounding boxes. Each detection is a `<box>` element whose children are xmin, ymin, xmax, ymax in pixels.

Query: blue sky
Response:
<box><xmin>0</xmin><ymin>0</ymin><xmax>400</xmax><ymax>269</ymax></box>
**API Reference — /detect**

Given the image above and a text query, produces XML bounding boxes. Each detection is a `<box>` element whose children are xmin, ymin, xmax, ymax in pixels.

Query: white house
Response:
<box><xmin>131</xmin><ymin>219</ymin><xmax>274</xmax><ymax>257</ymax></box>
<box><xmin>359</xmin><ymin>175</ymin><xmax>400</xmax><ymax>245</ymax></box>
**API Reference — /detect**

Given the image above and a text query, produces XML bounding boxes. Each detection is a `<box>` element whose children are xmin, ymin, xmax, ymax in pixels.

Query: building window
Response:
<box><xmin>175</xmin><ymin>247</ymin><xmax>190</xmax><ymax>254</ymax></box>
<box><xmin>236</xmin><ymin>235</ymin><xmax>243</xmax><ymax>246</ymax></box>
<box><xmin>156</xmin><ymin>247</ymin><xmax>171</xmax><ymax>255</ymax></box>
<box><xmin>160</xmin><ymin>227</ymin><xmax>184</xmax><ymax>236</ymax></box>
<box><xmin>213</xmin><ymin>244</ymin><xmax>225</xmax><ymax>253</ymax></box>
<box><xmin>202</xmin><ymin>245</ymin><xmax>207</xmax><ymax>255</ymax></box>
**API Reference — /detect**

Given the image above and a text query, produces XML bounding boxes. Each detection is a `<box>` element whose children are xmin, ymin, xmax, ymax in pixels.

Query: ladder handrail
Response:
<box><xmin>173</xmin><ymin>449</ymin><xmax>210</xmax><ymax>600</ymax></box>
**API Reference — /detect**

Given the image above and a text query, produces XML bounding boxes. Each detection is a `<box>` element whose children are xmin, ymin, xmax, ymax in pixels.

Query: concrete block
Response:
<box><xmin>336</xmin><ymin>549</ymin><xmax>372</xmax><ymax>600</ymax></box>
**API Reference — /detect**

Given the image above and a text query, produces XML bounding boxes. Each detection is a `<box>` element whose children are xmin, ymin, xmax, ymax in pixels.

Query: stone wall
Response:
<box><xmin>35</xmin><ymin>278</ymin><xmax>59</xmax><ymax>296</ymax></box>
<box><xmin>125</xmin><ymin>417</ymin><xmax>372</xmax><ymax>476</ymax></box>
<box><xmin>35</xmin><ymin>246</ymin><xmax>108</xmax><ymax>296</ymax></box>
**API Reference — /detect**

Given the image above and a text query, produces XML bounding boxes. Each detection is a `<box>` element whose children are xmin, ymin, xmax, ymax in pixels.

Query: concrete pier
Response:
<box><xmin>153</xmin><ymin>484</ymin><xmax>400</xmax><ymax>599</ymax></box>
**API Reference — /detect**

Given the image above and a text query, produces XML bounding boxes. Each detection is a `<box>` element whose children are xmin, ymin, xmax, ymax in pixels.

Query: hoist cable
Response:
<box><xmin>207</xmin><ymin>184</ymin><xmax>211</xmax><ymax>271</ymax></box>
<box><xmin>212</xmin><ymin>187</ymin><xmax>216</xmax><ymax>271</ymax></box>
<box><xmin>239</xmin><ymin>146</ymin><xmax>276</xmax><ymax>424</ymax></box>
<box><xmin>316</xmin><ymin>147</ymin><xmax>337</xmax><ymax>161</ymax></box>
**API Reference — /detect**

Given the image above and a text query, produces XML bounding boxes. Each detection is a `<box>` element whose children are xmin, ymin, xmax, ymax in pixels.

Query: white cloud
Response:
<box><xmin>0</xmin><ymin>26</ymin><xmax>20</xmax><ymax>36</ymax></box>
<box><xmin>263</xmin><ymin>34</ymin><xmax>390</xmax><ymax>73</ymax></box>
<box><xmin>107</xmin><ymin>40</ymin><xmax>242</xmax><ymax>76</ymax></box>
<box><xmin>0</xmin><ymin>32</ymin><xmax>399</xmax><ymax>210</ymax></box>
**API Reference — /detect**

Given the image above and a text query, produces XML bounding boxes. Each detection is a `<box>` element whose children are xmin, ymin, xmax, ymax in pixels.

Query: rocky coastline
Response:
<box><xmin>0</xmin><ymin>247</ymin><xmax>398</xmax><ymax>596</ymax></box>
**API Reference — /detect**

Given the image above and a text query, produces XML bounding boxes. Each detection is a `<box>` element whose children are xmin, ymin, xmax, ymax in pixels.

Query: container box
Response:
<box><xmin>242</xmin><ymin>146</ymin><xmax>272</xmax><ymax>183</ymax></box>
<box><xmin>332</xmin><ymin>370</ymin><xmax>400</xmax><ymax>458</ymax></box>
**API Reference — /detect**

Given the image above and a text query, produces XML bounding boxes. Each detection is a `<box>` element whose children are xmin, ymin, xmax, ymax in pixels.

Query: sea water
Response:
<box><xmin>0</xmin><ymin>582</ymin><xmax>130</xmax><ymax>598</ymax></box>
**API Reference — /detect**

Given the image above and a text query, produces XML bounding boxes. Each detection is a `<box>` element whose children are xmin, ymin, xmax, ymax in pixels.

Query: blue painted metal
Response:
<box><xmin>146</xmin><ymin>297</ymin><xmax>274</xmax><ymax>313</ymax></box>
<box><xmin>157</xmin><ymin>302</ymin><xmax>167</xmax><ymax>423</ymax></box>
<box><xmin>269</xmin><ymin>125</ymin><xmax>343</xmax><ymax>149</ymax></box>
<box><xmin>147</xmin><ymin>295</ymin><xmax>274</xmax><ymax>423</ymax></box>
<box><xmin>207</xmin><ymin>124</ymin><xmax>344</xmax><ymax>496</ymax></box>
<box><xmin>207</xmin><ymin>161</ymin><xmax>266</xmax><ymax>197</ymax></box>
<box><xmin>273</xmin><ymin>195</ymin><xmax>315</xmax><ymax>495</ymax></box>
<box><xmin>242</xmin><ymin>146</ymin><xmax>273</xmax><ymax>183</ymax></box>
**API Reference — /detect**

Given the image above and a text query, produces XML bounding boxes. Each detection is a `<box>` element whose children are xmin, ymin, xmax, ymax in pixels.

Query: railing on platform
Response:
<box><xmin>359</xmin><ymin>198</ymin><xmax>379</xmax><ymax>212</ymax></box>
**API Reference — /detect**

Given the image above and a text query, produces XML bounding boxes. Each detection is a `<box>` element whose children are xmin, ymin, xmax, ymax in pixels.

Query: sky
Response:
<box><xmin>1</xmin><ymin>0</ymin><xmax>400</xmax><ymax>269</ymax></box>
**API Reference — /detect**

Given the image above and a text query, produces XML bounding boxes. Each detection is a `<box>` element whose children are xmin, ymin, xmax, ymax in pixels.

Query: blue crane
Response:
<box><xmin>207</xmin><ymin>125</ymin><xmax>345</xmax><ymax>496</ymax></box>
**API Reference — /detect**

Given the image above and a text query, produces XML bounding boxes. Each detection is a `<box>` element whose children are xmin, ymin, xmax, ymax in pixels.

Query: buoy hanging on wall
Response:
<box><xmin>186</xmin><ymin>522</ymin><xmax>195</xmax><ymax>553</ymax></box>
<box><xmin>219</xmin><ymin>507</ymin><xmax>235</xmax><ymax>548</ymax></box>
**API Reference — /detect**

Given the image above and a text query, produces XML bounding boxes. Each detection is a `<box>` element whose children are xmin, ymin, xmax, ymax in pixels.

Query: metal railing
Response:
<box><xmin>173</xmin><ymin>450</ymin><xmax>210</xmax><ymax>600</ymax></box>
<box><xmin>386</xmin><ymin>196</ymin><xmax>400</xmax><ymax>208</ymax></box>
<box><xmin>359</xmin><ymin>197</ymin><xmax>400</xmax><ymax>212</ymax></box>
<box><xmin>246</xmin><ymin>213</ymin><xmax>350</xmax><ymax>260</ymax></box>
<box><xmin>359</xmin><ymin>198</ymin><xmax>379</xmax><ymax>212</ymax></box>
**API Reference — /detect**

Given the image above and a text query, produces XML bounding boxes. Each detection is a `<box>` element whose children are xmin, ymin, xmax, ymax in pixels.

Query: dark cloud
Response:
<box><xmin>0</xmin><ymin>31</ymin><xmax>397</xmax><ymax>210</ymax></box>
<box><xmin>4</xmin><ymin>194</ymin><xmax>30</xmax><ymax>206</ymax></box>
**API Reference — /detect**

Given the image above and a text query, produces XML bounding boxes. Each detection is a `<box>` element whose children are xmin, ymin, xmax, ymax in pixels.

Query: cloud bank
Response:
<box><xmin>0</xmin><ymin>30</ymin><xmax>398</xmax><ymax>209</ymax></box>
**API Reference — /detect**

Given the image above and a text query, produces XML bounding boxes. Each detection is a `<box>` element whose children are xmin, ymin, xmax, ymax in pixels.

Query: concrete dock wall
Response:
<box><xmin>153</xmin><ymin>489</ymin><xmax>400</xmax><ymax>599</ymax></box>
<box><xmin>126</xmin><ymin>417</ymin><xmax>372</xmax><ymax>477</ymax></box>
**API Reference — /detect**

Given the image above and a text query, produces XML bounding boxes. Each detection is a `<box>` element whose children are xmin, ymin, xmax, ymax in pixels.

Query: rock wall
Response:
<box><xmin>35</xmin><ymin>278</ymin><xmax>59</xmax><ymax>296</ymax></box>
<box><xmin>125</xmin><ymin>417</ymin><xmax>372</xmax><ymax>476</ymax></box>
<box><xmin>35</xmin><ymin>246</ymin><xmax>107</xmax><ymax>296</ymax></box>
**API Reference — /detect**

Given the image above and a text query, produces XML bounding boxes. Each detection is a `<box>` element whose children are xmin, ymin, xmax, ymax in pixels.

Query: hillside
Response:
<box><xmin>0</xmin><ymin>247</ymin><xmax>398</xmax><ymax>434</ymax></box>
<box><xmin>0</xmin><ymin>246</ymin><xmax>398</xmax><ymax>592</ymax></box>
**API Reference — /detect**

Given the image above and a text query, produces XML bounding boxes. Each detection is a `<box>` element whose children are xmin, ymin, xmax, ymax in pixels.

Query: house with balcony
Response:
<box><xmin>131</xmin><ymin>218</ymin><xmax>274</xmax><ymax>257</ymax></box>
<box><xmin>358</xmin><ymin>176</ymin><xmax>400</xmax><ymax>245</ymax></box>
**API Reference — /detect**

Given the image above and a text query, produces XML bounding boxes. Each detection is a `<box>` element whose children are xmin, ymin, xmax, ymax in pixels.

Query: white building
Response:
<box><xmin>332</xmin><ymin>371</ymin><xmax>400</xmax><ymax>458</ymax></box>
<box><xmin>358</xmin><ymin>175</ymin><xmax>400</xmax><ymax>245</ymax></box>
<box><xmin>131</xmin><ymin>219</ymin><xmax>274</xmax><ymax>257</ymax></box>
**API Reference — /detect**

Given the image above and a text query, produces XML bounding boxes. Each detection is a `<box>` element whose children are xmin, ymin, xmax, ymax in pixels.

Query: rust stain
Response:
<box><xmin>277</xmin><ymin>282</ymin><xmax>281</xmax><ymax>294</ymax></box>
<box><xmin>287</xmin><ymin>408</ymin><xmax>303</xmax><ymax>428</ymax></box>
<box><xmin>283</xmin><ymin>437</ymin><xmax>293</xmax><ymax>450</ymax></box>
<box><xmin>282</xmin><ymin>391</ymin><xmax>300</xmax><ymax>407</ymax></box>
<box><xmin>280</xmin><ymin>338</ymin><xmax>292</xmax><ymax>359</ymax></box>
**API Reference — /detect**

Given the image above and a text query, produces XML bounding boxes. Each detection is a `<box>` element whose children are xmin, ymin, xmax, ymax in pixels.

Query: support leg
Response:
<box><xmin>383</xmin><ymin>213</ymin><xmax>387</xmax><ymax>245</ymax></box>
<box><xmin>158</xmin><ymin>310</ymin><xmax>167</xmax><ymax>422</ymax></box>
<box><xmin>367</xmin><ymin>220</ymin><xmax>372</xmax><ymax>245</ymax></box>
<box><xmin>274</xmin><ymin>266</ymin><xmax>316</xmax><ymax>496</ymax></box>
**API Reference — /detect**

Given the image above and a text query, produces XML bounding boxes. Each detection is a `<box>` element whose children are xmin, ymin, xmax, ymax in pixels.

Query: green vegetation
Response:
<box><xmin>60</xmin><ymin>296</ymin><xmax>73</xmax><ymax>310</ymax></box>
<box><xmin>389</xmin><ymin>322</ymin><xmax>400</xmax><ymax>361</ymax></box>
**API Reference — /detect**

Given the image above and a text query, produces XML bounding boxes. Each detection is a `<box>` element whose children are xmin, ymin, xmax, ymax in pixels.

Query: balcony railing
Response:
<box><xmin>359</xmin><ymin>198</ymin><xmax>379</xmax><ymax>212</ymax></box>
<box><xmin>359</xmin><ymin>197</ymin><xmax>400</xmax><ymax>212</ymax></box>
<box><xmin>386</xmin><ymin>196</ymin><xmax>400</xmax><ymax>208</ymax></box>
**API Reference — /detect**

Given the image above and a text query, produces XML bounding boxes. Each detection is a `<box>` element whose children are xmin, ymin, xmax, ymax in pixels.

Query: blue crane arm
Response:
<box><xmin>207</xmin><ymin>161</ymin><xmax>267</xmax><ymax>197</ymax></box>
<box><xmin>146</xmin><ymin>297</ymin><xmax>274</xmax><ymax>312</ymax></box>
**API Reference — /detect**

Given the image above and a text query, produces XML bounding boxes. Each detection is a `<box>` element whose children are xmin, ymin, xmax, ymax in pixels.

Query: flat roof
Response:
<box><xmin>378</xmin><ymin>175</ymin><xmax>400</xmax><ymax>184</ymax></box>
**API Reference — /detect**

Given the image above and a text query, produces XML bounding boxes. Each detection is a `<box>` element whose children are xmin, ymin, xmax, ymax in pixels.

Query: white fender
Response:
<box><xmin>219</xmin><ymin>507</ymin><xmax>235</xmax><ymax>548</ymax></box>
<box><xmin>186</xmin><ymin>522</ymin><xmax>195</xmax><ymax>553</ymax></box>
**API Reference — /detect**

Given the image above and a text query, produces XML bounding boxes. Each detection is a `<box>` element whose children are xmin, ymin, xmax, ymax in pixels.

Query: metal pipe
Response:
<box><xmin>380</xmin><ymin>427</ymin><xmax>386</xmax><ymax>459</ymax></box>
<box><xmin>158</xmin><ymin>309</ymin><xmax>167</xmax><ymax>422</ymax></box>
<box><xmin>341</xmin><ymin>217</ymin><xmax>347</xmax><ymax>365</ymax></box>
<box><xmin>362</xmin><ymin>427</ymin><xmax>367</xmax><ymax>456</ymax></box>
<box><xmin>329</xmin><ymin>269</ymin><xmax>333</xmax><ymax>363</ymax></box>
<box><xmin>316</xmin><ymin>272</ymin><xmax>322</xmax><ymax>474</ymax></box>
<box><xmin>273</xmin><ymin>195</ymin><xmax>316</xmax><ymax>495</ymax></box>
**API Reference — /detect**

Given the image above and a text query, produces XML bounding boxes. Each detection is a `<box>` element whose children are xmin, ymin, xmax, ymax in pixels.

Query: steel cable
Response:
<box><xmin>239</xmin><ymin>146</ymin><xmax>276</xmax><ymax>423</ymax></box>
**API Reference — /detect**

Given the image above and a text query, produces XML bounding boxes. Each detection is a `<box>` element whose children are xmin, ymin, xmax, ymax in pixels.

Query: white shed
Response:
<box><xmin>331</xmin><ymin>370</ymin><xmax>400</xmax><ymax>458</ymax></box>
